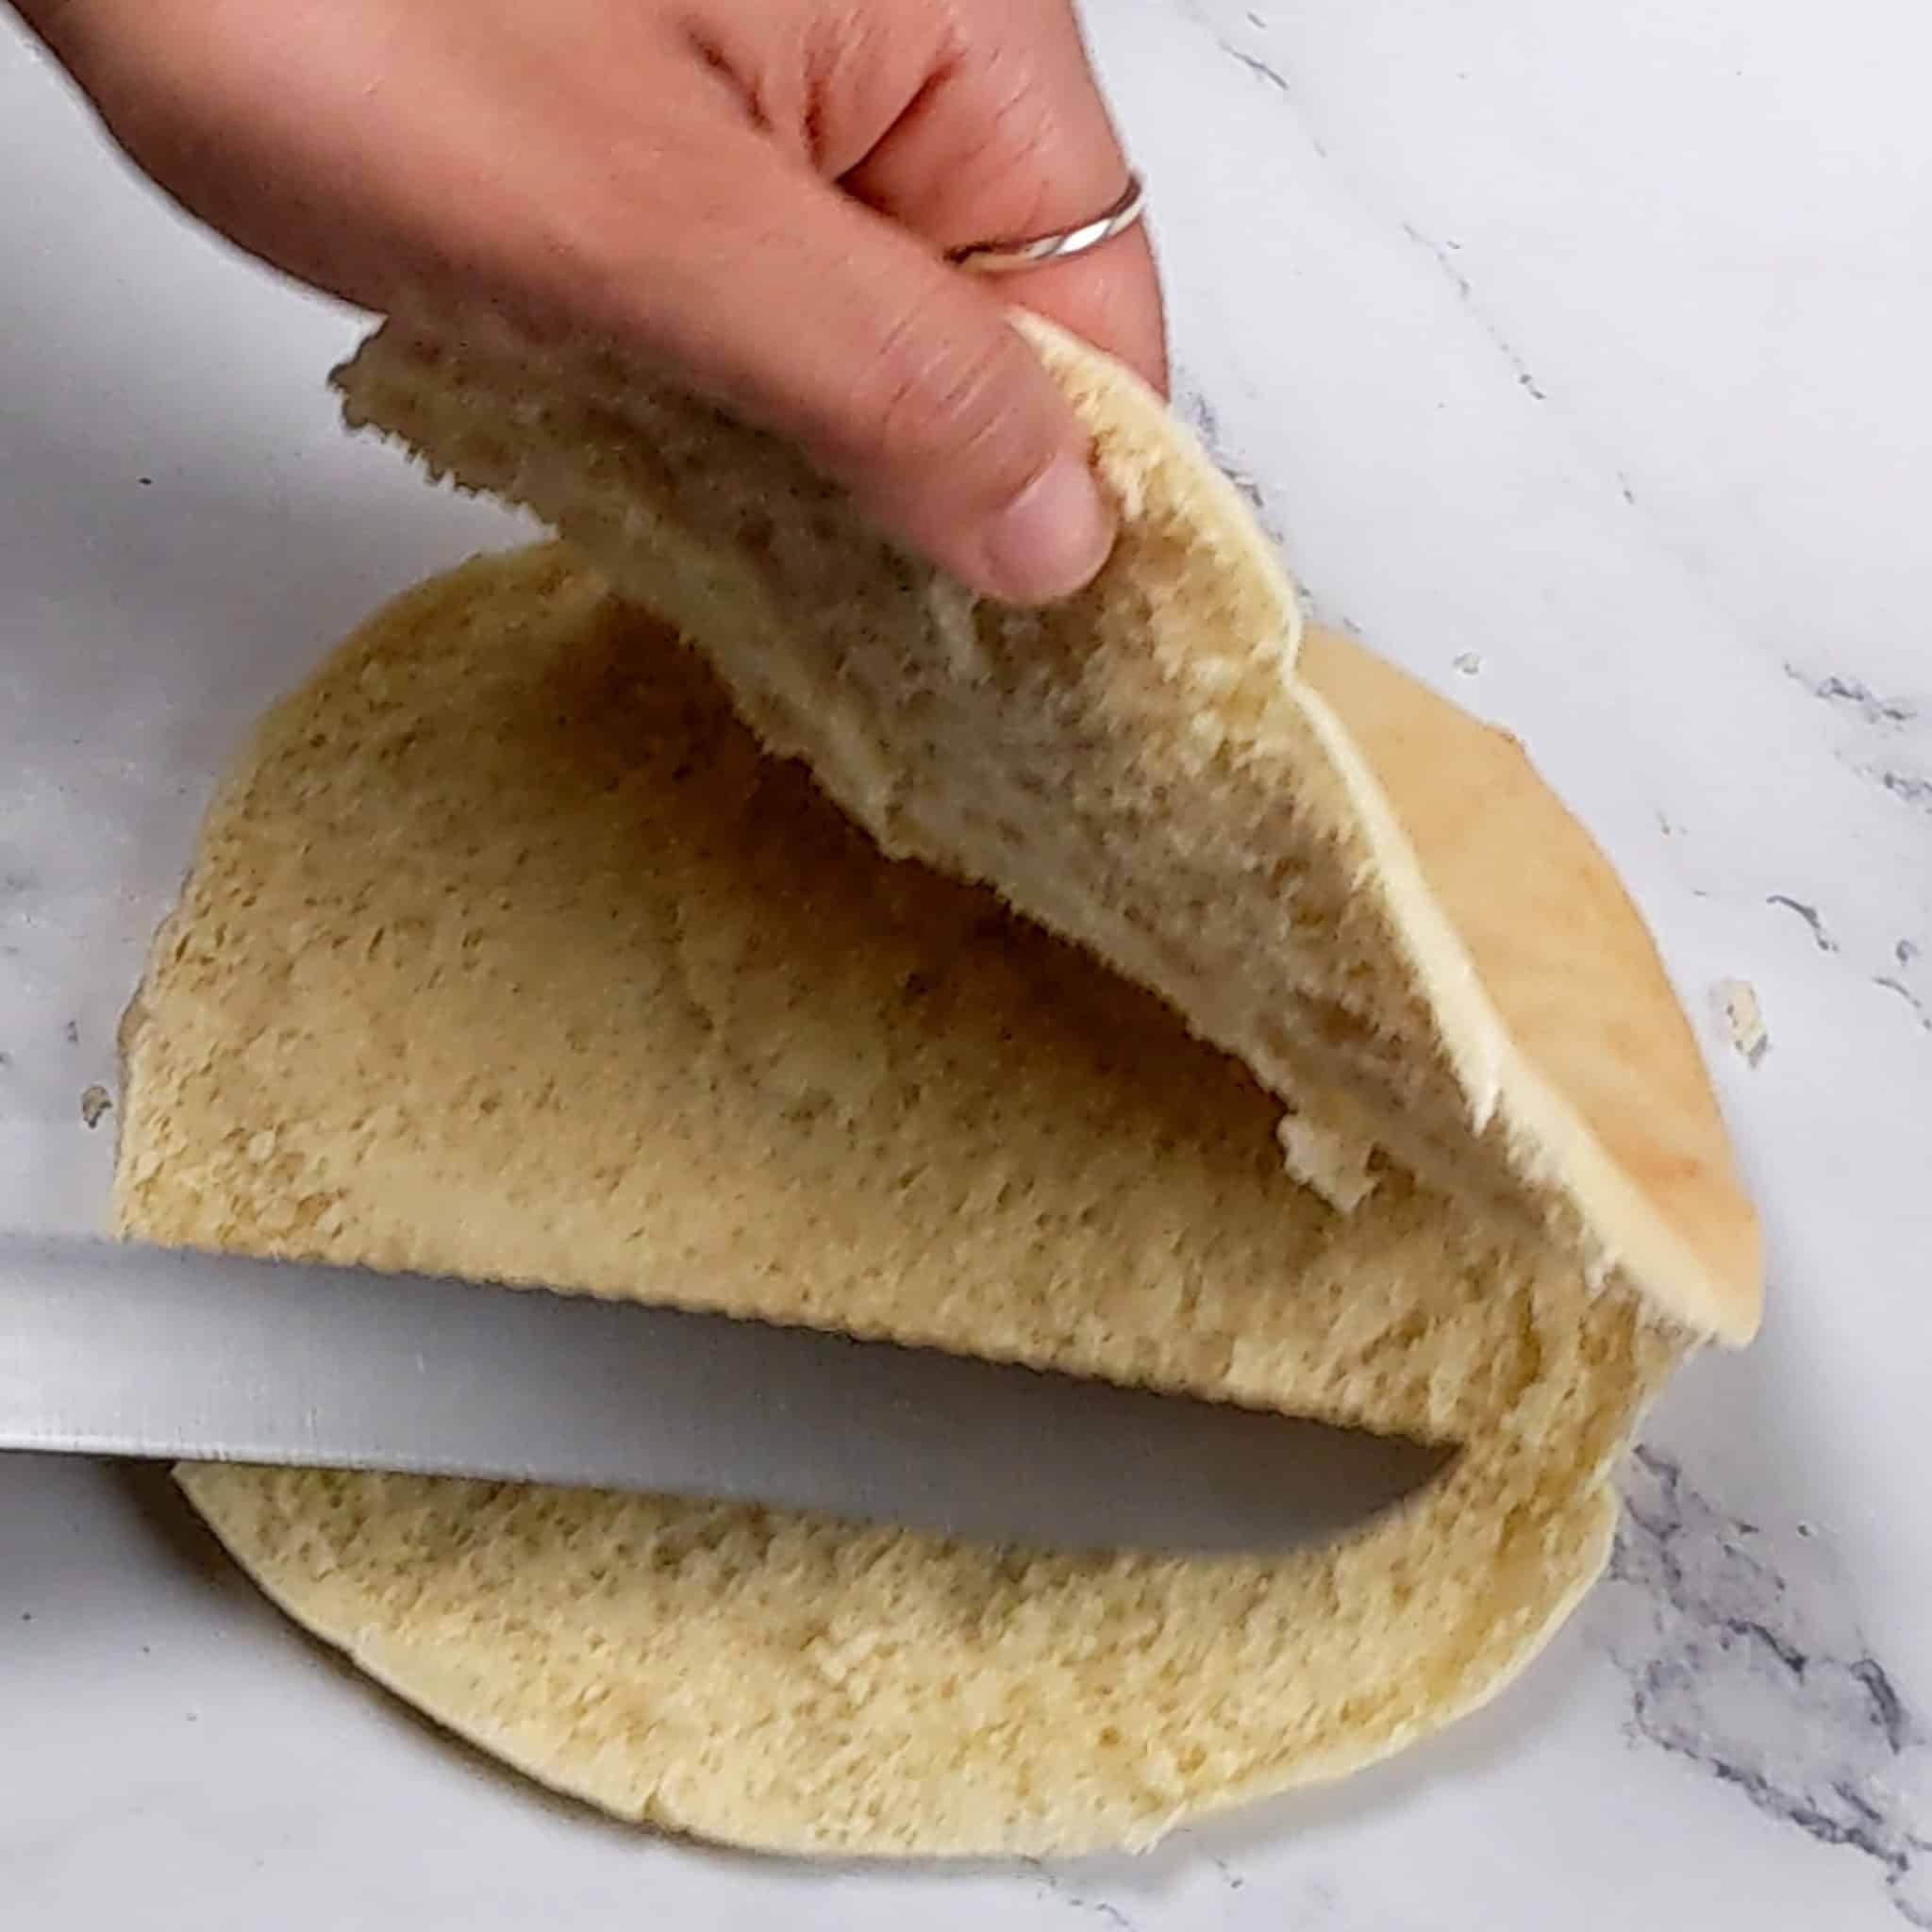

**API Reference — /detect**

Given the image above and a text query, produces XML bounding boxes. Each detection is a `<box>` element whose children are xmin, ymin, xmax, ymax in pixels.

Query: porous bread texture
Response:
<box><xmin>122</xmin><ymin>547</ymin><xmax>1686</xmax><ymax>1856</ymax></box>
<box><xmin>332</xmin><ymin>313</ymin><xmax>1759</xmax><ymax>1344</ymax></box>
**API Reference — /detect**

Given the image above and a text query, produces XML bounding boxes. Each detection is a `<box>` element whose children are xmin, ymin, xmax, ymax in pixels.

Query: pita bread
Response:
<box><xmin>112</xmin><ymin>320</ymin><xmax>1757</xmax><ymax>1854</ymax></box>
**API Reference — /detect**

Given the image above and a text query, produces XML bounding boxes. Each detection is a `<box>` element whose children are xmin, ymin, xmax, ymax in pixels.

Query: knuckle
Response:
<box><xmin>851</xmin><ymin>288</ymin><xmax>1049</xmax><ymax>500</ymax></box>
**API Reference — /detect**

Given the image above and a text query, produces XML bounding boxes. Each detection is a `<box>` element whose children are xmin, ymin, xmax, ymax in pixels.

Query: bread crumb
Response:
<box><xmin>1274</xmin><ymin>1100</ymin><xmax>1379</xmax><ymax>1211</ymax></box>
<box><xmin>80</xmin><ymin>1083</ymin><xmax>114</xmax><ymax>1128</ymax></box>
<box><xmin>1713</xmin><ymin>980</ymin><xmax>1769</xmax><ymax>1067</ymax></box>
<box><xmin>1453</xmin><ymin>652</ymin><xmax>1482</xmax><ymax>676</ymax></box>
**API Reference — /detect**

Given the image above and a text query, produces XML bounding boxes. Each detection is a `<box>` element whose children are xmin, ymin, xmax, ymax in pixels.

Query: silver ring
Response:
<box><xmin>948</xmin><ymin>174</ymin><xmax>1146</xmax><ymax>276</ymax></box>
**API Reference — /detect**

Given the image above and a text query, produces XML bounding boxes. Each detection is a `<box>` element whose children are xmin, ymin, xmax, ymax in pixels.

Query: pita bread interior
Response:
<box><xmin>112</xmin><ymin>318</ymin><xmax>1759</xmax><ymax>1857</ymax></box>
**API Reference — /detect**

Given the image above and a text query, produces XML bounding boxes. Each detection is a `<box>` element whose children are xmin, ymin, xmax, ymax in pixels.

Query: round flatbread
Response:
<box><xmin>120</xmin><ymin>545</ymin><xmax>1683</xmax><ymax>1855</ymax></box>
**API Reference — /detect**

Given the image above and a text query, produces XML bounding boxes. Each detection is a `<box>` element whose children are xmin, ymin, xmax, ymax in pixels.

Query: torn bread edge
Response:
<box><xmin>331</xmin><ymin>310</ymin><xmax>1760</xmax><ymax>1350</ymax></box>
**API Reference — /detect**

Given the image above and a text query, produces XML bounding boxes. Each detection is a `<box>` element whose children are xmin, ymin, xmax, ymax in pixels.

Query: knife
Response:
<box><xmin>0</xmin><ymin>1237</ymin><xmax>1450</xmax><ymax>1557</ymax></box>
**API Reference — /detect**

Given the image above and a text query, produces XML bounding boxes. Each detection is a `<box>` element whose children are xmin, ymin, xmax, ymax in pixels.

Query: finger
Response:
<box><xmin>596</xmin><ymin>135</ymin><xmax>1119</xmax><ymax>606</ymax></box>
<box><xmin>834</xmin><ymin>0</ymin><xmax>1168</xmax><ymax>396</ymax></box>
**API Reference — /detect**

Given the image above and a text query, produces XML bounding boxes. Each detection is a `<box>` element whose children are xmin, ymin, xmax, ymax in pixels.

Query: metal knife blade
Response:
<box><xmin>0</xmin><ymin>1237</ymin><xmax>1451</xmax><ymax>1556</ymax></box>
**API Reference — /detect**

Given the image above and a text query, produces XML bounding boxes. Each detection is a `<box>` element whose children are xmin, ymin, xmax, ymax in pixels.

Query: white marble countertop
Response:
<box><xmin>3</xmin><ymin>3</ymin><xmax>1928</xmax><ymax>1925</ymax></box>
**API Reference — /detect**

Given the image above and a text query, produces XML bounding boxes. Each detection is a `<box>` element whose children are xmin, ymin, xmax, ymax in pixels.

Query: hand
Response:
<box><xmin>24</xmin><ymin>0</ymin><xmax>1166</xmax><ymax>603</ymax></box>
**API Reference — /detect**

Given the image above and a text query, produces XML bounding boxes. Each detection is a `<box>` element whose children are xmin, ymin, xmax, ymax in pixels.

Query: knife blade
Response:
<box><xmin>0</xmin><ymin>1237</ymin><xmax>1450</xmax><ymax>1556</ymax></box>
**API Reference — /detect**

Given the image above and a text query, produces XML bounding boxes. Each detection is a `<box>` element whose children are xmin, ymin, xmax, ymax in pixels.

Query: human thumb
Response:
<box><xmin>648</xmin><ymin>147</ymin><xmax>1117</xmax><ymax>606</ymax></box>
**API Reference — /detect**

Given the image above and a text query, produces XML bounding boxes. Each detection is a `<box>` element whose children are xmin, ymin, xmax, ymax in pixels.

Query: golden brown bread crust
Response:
<box><xmin>1294</xmin><ymin>628</ymin><xmax>1759</xmax><ymax>1338</ymax></box>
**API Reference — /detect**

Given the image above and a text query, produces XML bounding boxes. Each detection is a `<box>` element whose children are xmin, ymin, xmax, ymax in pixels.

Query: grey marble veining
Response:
<box><xmin>1598</xmin><ymin>1444</ymin><xmax>1932</xmax><ymax>1925</ymax></box>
